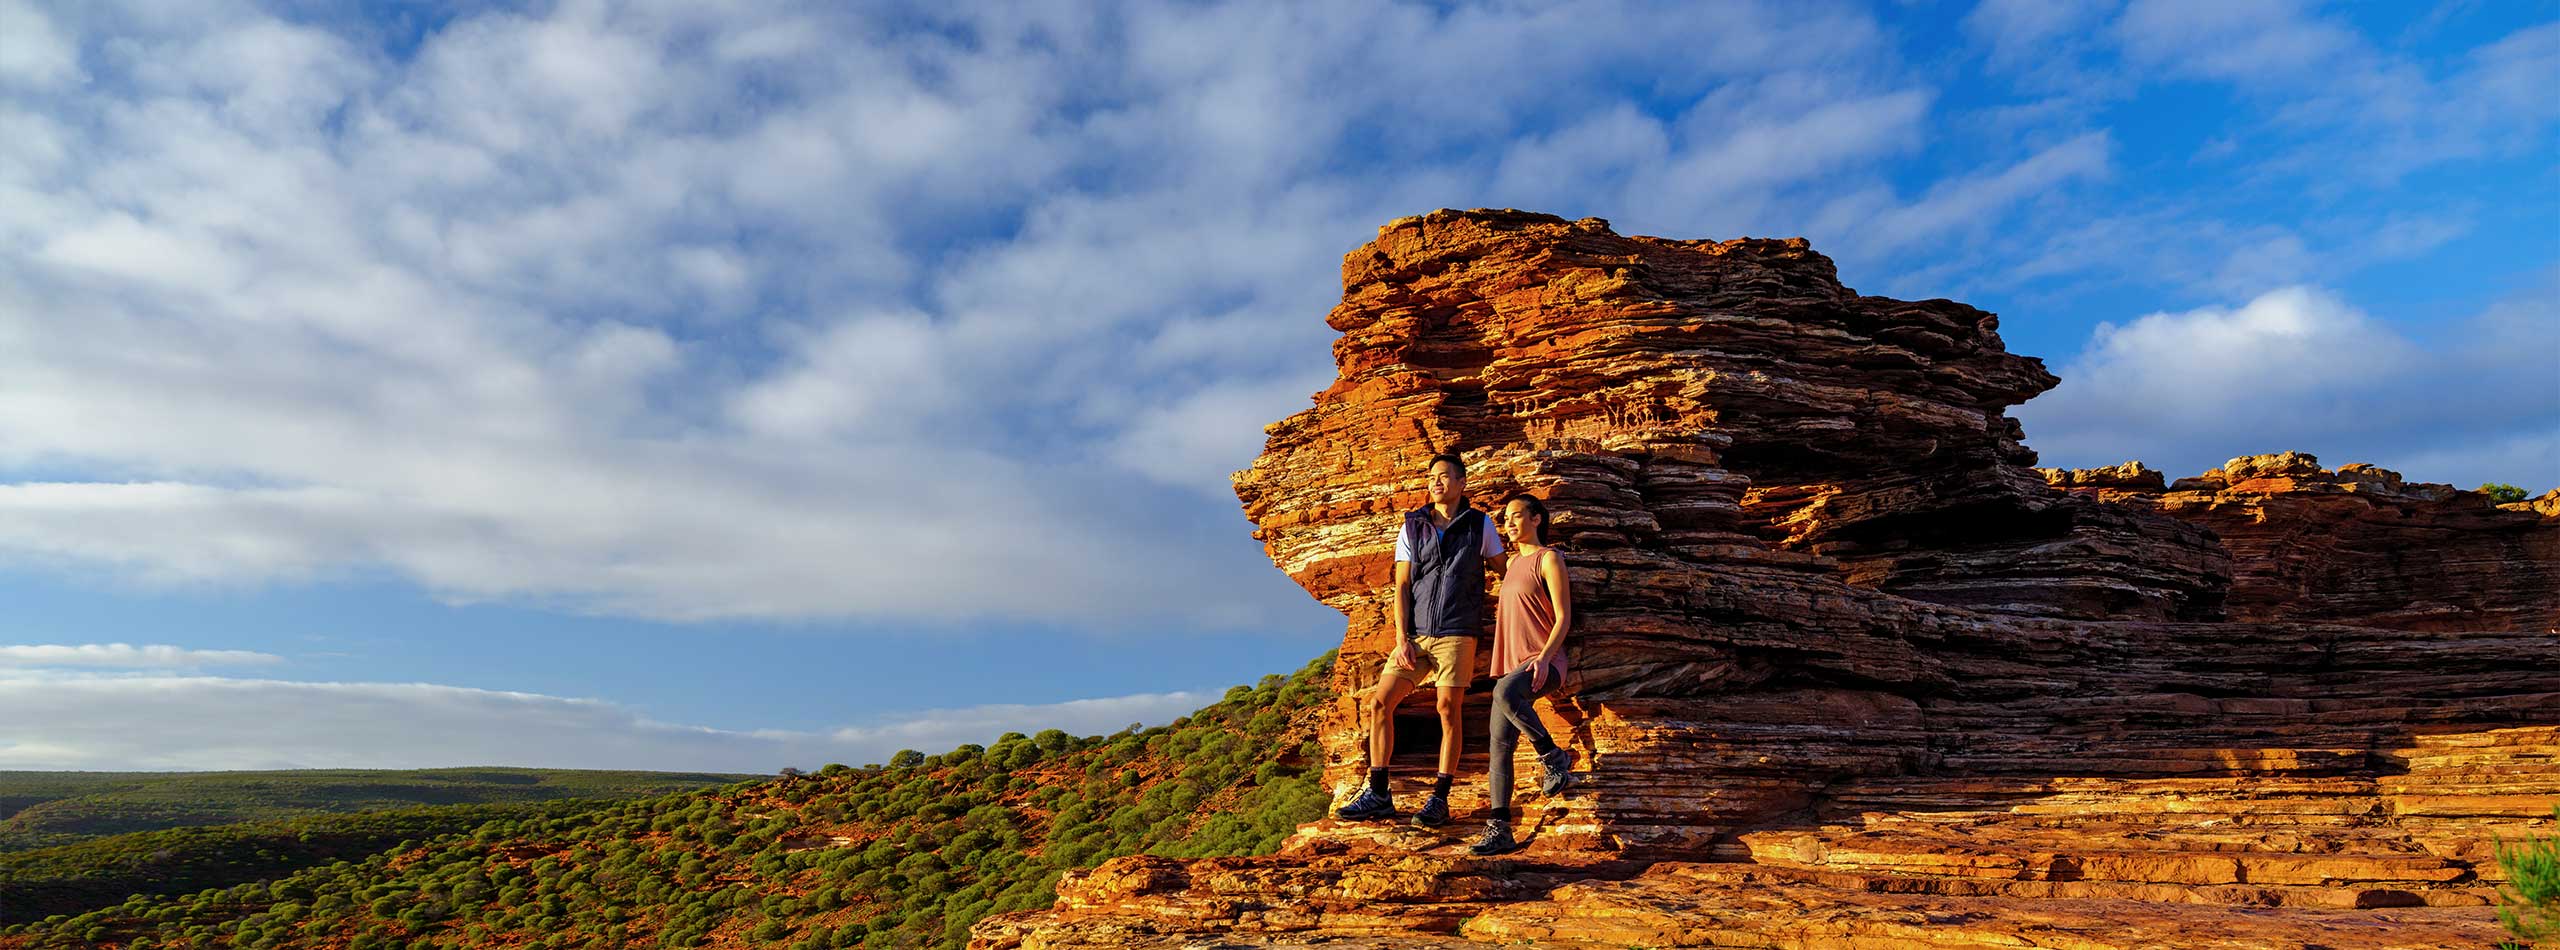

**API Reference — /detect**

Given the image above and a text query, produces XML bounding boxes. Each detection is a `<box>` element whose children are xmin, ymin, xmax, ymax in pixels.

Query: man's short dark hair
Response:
<box><xmin>1426</xmin><ymin>452</ymin><xmax>1465</xmax><ymax>476</ymax></box>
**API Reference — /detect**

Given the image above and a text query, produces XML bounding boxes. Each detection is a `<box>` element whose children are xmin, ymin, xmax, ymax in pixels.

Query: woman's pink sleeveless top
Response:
<box><xmin>1493</xmin><ymin>549</ymin><xmax>1567</xmax><ymax>680</ymax></box>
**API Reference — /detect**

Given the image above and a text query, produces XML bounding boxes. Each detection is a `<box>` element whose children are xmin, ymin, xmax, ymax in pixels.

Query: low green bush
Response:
<box><xmin>2496</xmin><ymin>806</ymin><xmax>2560</xmax><ymax>949</ymax></box>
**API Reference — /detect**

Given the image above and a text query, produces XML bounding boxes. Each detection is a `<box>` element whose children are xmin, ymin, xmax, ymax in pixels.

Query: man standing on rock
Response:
<box><xmin>1337</xmin><ymin>452</ymin><xmax>1502</xmax><ymax>827</ymax></box>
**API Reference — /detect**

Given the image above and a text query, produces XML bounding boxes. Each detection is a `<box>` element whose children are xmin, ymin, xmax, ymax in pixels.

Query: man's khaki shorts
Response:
<box><xmin>1379</xmin><ymin>635</ymin><xmax>1478</xmax><ymax>690</ymax></box>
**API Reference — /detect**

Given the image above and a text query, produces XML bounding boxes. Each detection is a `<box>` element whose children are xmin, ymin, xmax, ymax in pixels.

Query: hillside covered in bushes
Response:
<box><xmin>1</xmin><ymin>800</ymin><xmax>634</xmax><ymax>927</ymax></box>
<box><xmin>0</xmin><ymin>652</ymin><xmax>1336</xmax><ymax>950</ymax></box>
<box><xmin>0</xmin><ymin>769</ymin><xmax>751</xmax><ymax>853</ymax></box>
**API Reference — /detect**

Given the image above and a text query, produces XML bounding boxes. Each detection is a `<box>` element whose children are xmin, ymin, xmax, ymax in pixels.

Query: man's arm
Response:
<box><xmin>1389</xmin><ymin>560</ymin><xmax>1417</xmax><ymax>669</ymax></box>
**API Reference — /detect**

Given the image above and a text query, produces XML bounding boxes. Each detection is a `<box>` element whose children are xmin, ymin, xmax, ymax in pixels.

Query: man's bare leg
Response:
<box><xmin>1402</xmin><ymin>682</ymin><xmax>1469</xmax><ymax>826</ymax></box>
<box><xmin>1434</xmin><ymin>684</ymin><xmax>1466</xmax><ymax>775</ymax></box>
<box><xmin>1339</xmin><ymin>671</ymin><xmax>1422</xmax><ymax>820</ymax></box>
<box><xmin>1369</xmin><ymin>673</ymin><xmax>1417</xmax><ymax>773</ymax></box>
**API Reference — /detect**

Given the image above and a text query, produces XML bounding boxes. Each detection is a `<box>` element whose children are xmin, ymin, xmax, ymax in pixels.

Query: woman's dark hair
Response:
<box><xmin>1425</xmin><ymin>452</ymin><xmax>1465</xmax><ymax>476</ymax></box>
<box><xmin>1500</xmin><ymin>491</ymin><xmax>1550</xmax><ymax>545</ymax></box>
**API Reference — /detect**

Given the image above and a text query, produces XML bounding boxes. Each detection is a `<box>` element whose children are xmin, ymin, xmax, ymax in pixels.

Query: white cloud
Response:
<box><xmin>0</xmin><ymin>668</ymin><xmax>1212</xmax><ymax>772</ymax></box>
<box><xmin>2205</xmin><ymin>233</ymin><xmax>2316</xmax><ymax>297</ymax></box>
<box><xmin>2046</xmin><ymin>286</ymin><xmax>2410</xmax><ymax>418</ymax></box>
<box><xmin>2110</xmin><ymin>2</ymin><xmax>2560</xmax><ymax>180</ymax></box>
<box><xmin>1964</xmin><ymin>0</ymin><xmax>2115</xmax><ymax>69</ymax></box>
<box><xmin>2114</xmin><ymin>0</ymin><xmax>2360</xmax><ymax>83</ymax></box>
<box><xmin>1664</xmin><ymin>89</ymin><xmax>1935</xmax><ymax>198</ymax></box>
<box><xmin>1485</xmin><ymin>105</ymin><xmax>1673</xmax><ymax>212</ymax></box>
<box><xmin>5</xmin><ymin>0</ymin><xmax>2538</xmax><ymax>634</ymax></box>
<box><xmin>0</xmin><ymin>643</ymin><xmax>282</xmax><ymax>667</ymax></box>
<box><xmin>2016</xmin><ymin>283</ymin><xmax>2560</xmax><ymax>489</ymax></box>
<box><xmin>1813</xmin><ymin>131</ymin><xmax>2113</xmax><ymax>260</ymax></box>
<box><xmin>1109</xmin><ymin>370</ymin><xmax>1333</xmax><ymax>498</ymax></box>
<box><xmin>1961</xmin><ymin>0</ymin><xmax>2133</xmax><ymax>103</ymax></box>
<box><xmin>1939</xmin><ymin>202</ymin><xmax>2473</xmax><ymax>308</ymax></box>
<box><xmin>726</xmin><ymin>312</ymin><xmax>954</xmax><ymax>441</ymax></box>
<box><xmin>1925</xmin><ymin>6</ymin><xmax>2552</xmax><ymax>314</ymax></box>
<box><xmin>5</xmin><ymin>1</ymin><xmax>2009</xmax><ymax>628</ymax></box>
<box><xmin>0</xmin><ymin>0</ymin><xmax>79</xmax><ymax>89</ymax></box>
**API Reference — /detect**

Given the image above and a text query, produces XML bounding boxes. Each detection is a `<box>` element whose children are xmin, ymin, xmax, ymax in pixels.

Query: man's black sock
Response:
<box><xmin>1431</xmin><ymin>773</ymin><xmax>1453</xmax><ymax>798</ymax></box>
<box><xmin>1367</xmin><ymin>767</ymin><xmax>1390</xmax><ymax>797</ymax></box>
<box><xmin>1530</xmin><ymin>736</ymin><xmax>1559</xmax><ymax>756</ymax></box>
<box><xmin>1488</xmin><ymin>806</ymin><xmax>1511</xmax><ymax>822</ymax></box>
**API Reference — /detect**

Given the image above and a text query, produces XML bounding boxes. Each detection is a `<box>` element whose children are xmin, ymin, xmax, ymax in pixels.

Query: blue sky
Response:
<box><xmin>0</xmin><ymin>0</ymin><xmax>2552</xmax><ymax>772</ymax></box>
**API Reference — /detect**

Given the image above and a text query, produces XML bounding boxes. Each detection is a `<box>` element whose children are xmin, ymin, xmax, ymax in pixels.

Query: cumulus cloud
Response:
<box><xmin>2037</xmin><ymin>286</ymin><xmax>2410</xmax><ymax>419</ymax></box>
<box><xmin>2</xmin><ymin>0</ymin><xmax>2027</xmax><ymax>627</ymax></box>
<box><xmin>0</xmin><ymin>667</ymin><xmax>1214</xmax><ymax>772</ymax></box>
<box><xmin>0</xmin><ymin>643</ymin><xmax>282</xmax><ymax>667</ymax></box>
<box><xmin>0</xmin><ymin>0</ymin><xmax>79</xmax><ymax>88</ymax></box>
<box><xmin>1109</xmin><ymin>370</ymin><xmax>1335</xmax><ymax>498</ymax></box>
<box><xmin>2016</xmin><ymin>283</ymin><xmax>2560</xmax><ymax>489</ymax></box>
<box><xmin>0</xmin><ymin>0</ymin><xmax>2543</xmax><ymax>634</ymax></box>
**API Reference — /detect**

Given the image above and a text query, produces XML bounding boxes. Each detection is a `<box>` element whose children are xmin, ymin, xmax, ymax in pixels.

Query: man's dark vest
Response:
<box><xmin>1404</xmin><ymin>505</ymin><xmax>1488</xmax><ymax>638</ymax></box>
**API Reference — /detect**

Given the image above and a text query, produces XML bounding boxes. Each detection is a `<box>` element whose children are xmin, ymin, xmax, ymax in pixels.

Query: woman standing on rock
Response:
<box><xmin>1472</xmin><ymin>491</ymin><xmax>1579</xmax><ymax>856</ymax></box>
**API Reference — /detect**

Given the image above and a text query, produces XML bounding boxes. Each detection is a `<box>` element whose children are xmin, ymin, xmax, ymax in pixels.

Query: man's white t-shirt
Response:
<box><xmin>1393</xmin><ymin>509</ymin><xmax>1504</xmax><ymax>563</ymax></box>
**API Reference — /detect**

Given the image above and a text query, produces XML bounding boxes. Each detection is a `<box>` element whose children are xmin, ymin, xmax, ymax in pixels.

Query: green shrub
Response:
<box><xmin>2480</xmin><ymin>483</ymin><xmax>2531</xmax><ymax>504</ymax></box>
<box><xmin>2496</xmin><ymin>807</ymin><xmax>2560</xmax><ymax>948</ymax></box>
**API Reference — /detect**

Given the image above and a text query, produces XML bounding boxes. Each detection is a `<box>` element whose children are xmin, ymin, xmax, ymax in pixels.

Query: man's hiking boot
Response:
<box><xmin>1537</xmin><ymin>746</ymin><xmax>1577</xmax><ymax>797</ymax></box>
<box><xmin>1410</xmin><ymin>792</ymin><xmax>1451</xmax><ymax>827</ymax></box>
<box><xmin>1468</xmin><ymin>819</ymin><xmax>1517</xmax><ymax>855</ymax></box>
<box><xmin>1335</xmin><ymin>786</ymin><xmax>1399</xmax><ymax>821</ymax></box>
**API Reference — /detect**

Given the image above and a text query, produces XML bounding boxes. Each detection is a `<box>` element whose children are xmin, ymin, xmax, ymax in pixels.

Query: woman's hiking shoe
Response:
<box><xmin>1537</xmin><ymin>747</ymin><xmax>1577</xmax><ymax>796</ymax></box>
<box><xmin>1335</xmin><ymin>787</ymin><xmax>1399</xmax><ymax>821</ymax></box>
<box><xmin>1410</xmin><ymin>792</ymin><xmax>1452</xmax><ymax>827</ymax></box>
<box><xmin>1468</xmin><ymin>820</ymin><xmax>1518</xmax><ymax>855</ymax></box>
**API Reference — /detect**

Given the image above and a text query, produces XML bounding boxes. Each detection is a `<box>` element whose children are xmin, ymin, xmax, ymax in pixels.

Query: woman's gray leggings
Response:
<box><xmin>1487</xmin><ymin>664</ymin><xmax>1560</xmax><ymax>812</ymax></box>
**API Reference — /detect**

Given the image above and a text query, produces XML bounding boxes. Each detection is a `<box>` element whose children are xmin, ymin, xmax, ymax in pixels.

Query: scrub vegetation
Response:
<box><xmin>0</xmin><ymin>768</ymin><xmax>752</xmax><ymax>853</ymax></box>
<box><xmin>2478</xmin><ymin>483</ymin><xmax>2530</xmax><ymax>504</ymax></box>
<box><xmin>2495</xmin><ymin>806</ymin><xmax>2560</xmax><ymax>949</ymax></box>
<box><xmin>0</xmin><ymin>652</ymin><xmax>1337</xmax><ymax>950</ymax></box>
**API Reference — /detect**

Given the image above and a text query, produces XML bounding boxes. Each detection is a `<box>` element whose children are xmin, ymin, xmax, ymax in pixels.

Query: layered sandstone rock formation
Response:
<box><xmin>2043</xmin><ymin>452</ymin><xmax>2560</xmax><ymax>633</ymax></box>
<box><xmin>974</xmin><ymin>211</ymin><xmax>2558</xmax><ymax>950</ymax></box>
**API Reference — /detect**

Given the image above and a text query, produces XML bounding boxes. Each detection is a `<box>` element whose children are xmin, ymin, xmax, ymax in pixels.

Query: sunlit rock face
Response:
<box><xmin>1228</xmin><ymin>209</ymin><xmax>2242</xmax><ymax>847</ymax></box>
<box><xmin>2044</xmin><ymin>452</ymin><xmax>2560</xmax><ymax>633</ymax></box>
<box><xmin>973</xmin><ymin>211</ymin><xmax>2556</xmax><ymax>950</ymax></box>
<box><xmin>1237</xmin><ymin>209</ymin><xmax>2229</xmax><ymax>632</ymax></box>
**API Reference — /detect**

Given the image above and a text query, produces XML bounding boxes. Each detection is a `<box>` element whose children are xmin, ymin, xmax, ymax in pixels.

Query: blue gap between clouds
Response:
<box><xmin>0</xmin><ymin>570</ymin><xmax>1340</xmax><ymax>741</ymax></box>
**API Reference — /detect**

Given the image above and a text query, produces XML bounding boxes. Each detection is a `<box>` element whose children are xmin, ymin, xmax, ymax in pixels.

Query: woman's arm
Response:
<box><xmin>1532</xmin><ymin>549</ymin><xmax>1572</xmax><ymax>688</ymax></box>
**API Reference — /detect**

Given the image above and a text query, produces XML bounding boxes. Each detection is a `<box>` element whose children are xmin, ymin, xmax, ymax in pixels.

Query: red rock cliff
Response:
<box><xmin>974</xmin><ymin>211</ymin><xmax>2558</xmax><ymax>950</ymax></box>
<box><xmin>2044</xmin><ymin>452</ymin><xmax>2560</xmax><ymax>633</ymax></box>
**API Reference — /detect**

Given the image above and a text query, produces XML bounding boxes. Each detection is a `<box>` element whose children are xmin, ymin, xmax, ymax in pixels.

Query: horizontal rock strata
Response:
<box><xmin>974</xmin><ymin>210</ymin><xmax>2557</xmax><ymax>950</ymax></box>
<box><xmin>976</xmin><ymin>853</ymin><xmax>2517</xmax><ymax>949</ymax></box>
<box><xmin>2042</xmin><ymin>453</ymin><xmax>2560</xmax><ymax>632</ymax></box>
